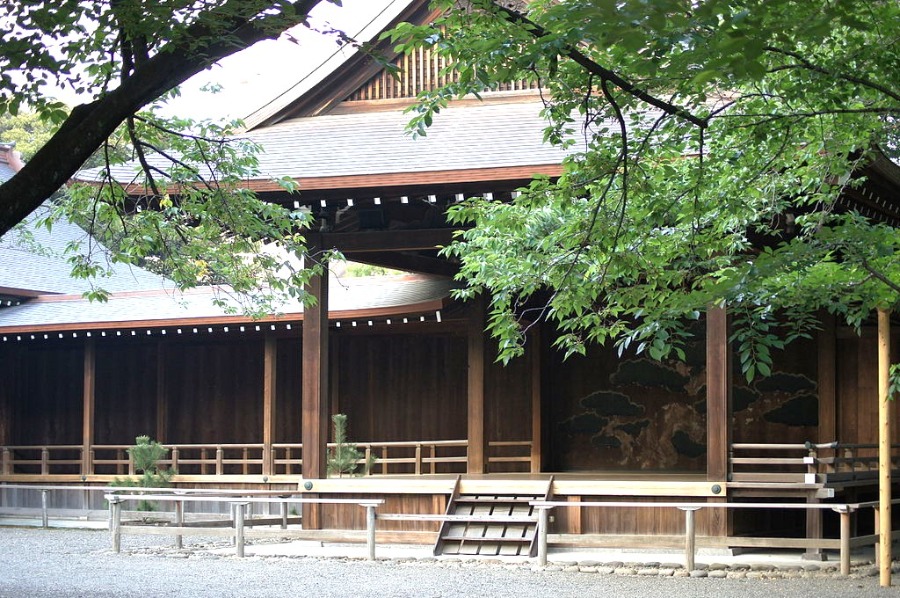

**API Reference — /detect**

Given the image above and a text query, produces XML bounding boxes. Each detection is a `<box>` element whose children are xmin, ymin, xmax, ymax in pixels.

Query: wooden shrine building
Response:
<box><xmin>2</xmin><ymin>0</ymin><xmax>900</xmax><ymax>555</ymax></box>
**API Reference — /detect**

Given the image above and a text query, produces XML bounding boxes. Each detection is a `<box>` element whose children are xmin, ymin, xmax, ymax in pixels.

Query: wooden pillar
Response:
<box><xmin>155</xmin><ymin>341</ymin><xmax>168</xmax><ymax>443</ymax></box>
<box><xmin>877</xmin><ymin>308</ymin><xmax>891</xmax><ymax>587</ymax></box>
<box><xmin>530</xmin><ymin>326</ymin><xmax>542</xmax><ymax>473</ymax></box>
<box><xmin>804</xmin><ymin>312</ymin><xmax>837</xmax><ymax>560</ymax></box>
<box><xmin>467</xmin><ymin>294</ymin><xmax>486</xmax><ymax>474</ymax></box>
<box><xmin>301</xmin><ymin>255</ymin><xmax>329</xmax><ymax>529</ymax></box>
<box><xmin>817</xmin><ymin>313</ymin><xmax>837</xmax><ymax>442</ymax></box>
<box><xmin>706</xmin><ymin>305</ymin><xmax>731</xmax><ymax>537</ymax></box>
<box><xmin>263</xmin><ymin>334</ymin><xmax>277</xmax><ymax>477</ymax></box>
<box><xmin>82</xmin><ymin>338</ymin><xmax>96</xmax><ymax>478</ymax></box>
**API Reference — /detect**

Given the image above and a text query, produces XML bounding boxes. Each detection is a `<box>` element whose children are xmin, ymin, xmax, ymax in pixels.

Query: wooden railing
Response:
<box><xmin>729</xmin><ymin>441</ymin><xmax>900</xmax><ymax>485</ymax></box>
<box><xmin>0</xmin><ymin>440</ymin><xmax>534</xmax><ymax>479</ymax></box>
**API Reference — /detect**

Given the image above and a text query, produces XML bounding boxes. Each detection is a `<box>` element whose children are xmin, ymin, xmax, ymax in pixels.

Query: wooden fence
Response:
<box><xmin>1</xmin><ymin>439</ymin><xmax>534</xmax><ymax>479</ymax></box>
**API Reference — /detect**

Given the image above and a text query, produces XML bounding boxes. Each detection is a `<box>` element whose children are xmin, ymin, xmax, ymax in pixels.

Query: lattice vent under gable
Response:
<box><xmin>344</xmin><ymin>43</ymin><xmax>540</xmax><ymax>102</ymax></box>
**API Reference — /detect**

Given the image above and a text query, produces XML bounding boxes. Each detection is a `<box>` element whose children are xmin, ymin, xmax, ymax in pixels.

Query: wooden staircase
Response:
<box><xmin>433</xmin><ymin>477</ymin><xmax>553</xmax><ymax>557</ymax></box>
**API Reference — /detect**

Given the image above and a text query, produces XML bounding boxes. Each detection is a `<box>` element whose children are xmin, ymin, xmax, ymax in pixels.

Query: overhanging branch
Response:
<box><xmin>0</xmin><ymin>0</ymin><xmax>325</xmax><ymax>237</ymax></box>
<box><xmin>482</xmin><ymin>0</ymin><xmax>708</xmax><ymax>129</ymax></box>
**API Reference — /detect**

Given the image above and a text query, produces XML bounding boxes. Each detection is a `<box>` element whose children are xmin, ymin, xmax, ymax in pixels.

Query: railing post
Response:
<box><xmin>366</xmin><ymin>503</ymin><xmax>377</xmax><ymax>561</ymax></box>
<box><xmin>200</xmin><ymin>448</ymin><xmax>207</xmax><ymax>475</ymax></box>
<box><xmin>216</xmin><ymin>446</ymin><xmax>224</xmax><ymax>476</ymax></box>
<box><xmin>243</xmin><ymin>447</ymin><xmax>249</xmax><ymax>475</ymax></box>
<box><xmin>284</xmin><ymin>447</ymin><xmax>291</xmax><ymax>475</ymax></box>
<box><xmin>382</xmin><ymin>447</ymin><xmax>388</xmax><ymax>475</ymax></box>
<box><xmin>41</xmin><ymin>447</ymin><xmax>49</xmax><ymax>476</ymax></box>
<box><xmin>2</xmin><ymin>448</ymin><xmax>10</xmax><ymax>475</ymax></box>
<box><xmin>681</xmin><ymin>507</ymin><xmax>701</xmax><ymax>571</ymax></box>
<box><xmin>415</xmin><ymin>444</ymin><xmax>422</xmax><ymax>476</ymax></box>
<box><xmin>537</xmin><ymin>506</ymin><xmax>549</xmax><ymax>567</ymax></box>
<box><xmin>41</xmin><ymin>489</ymin><xmax>49</xmax><ymax>529</ymax></box>
<box><xmin>170</xmin><ymin>447</ymin><xmax>179</xmax><ymax>474</ymax></box>
<box><xmin>234</xmin><ymin>502</ymin><xmax>247</xmax><ymax>557</ymax></box>
<box><xmin>364</xmin><ymin>447</ymin><xmax>372</xmax><ymax>476</ymax></box>
<box><xmin>281</xmin><ymin>501</ymin><xmax>288</xmax><ymax>529</ymax></box>
<box><xmin>430</xmin><ymin>445</ymin><xmax>436</xmax><ymax>474</ymax></box>
<box><xmin>109</xmin><ymin>497</ymin><xmax>122</xmax><ymax>553</ymax></box>
<box><xmin>174</xmin><ymin>498</ymin><xmax>184</xmax><ymax>549</ymax></box>
<box><xmin>832</xmin><ymin>505</ymin><xmax>852</xmax><ymax>575</ymax></box>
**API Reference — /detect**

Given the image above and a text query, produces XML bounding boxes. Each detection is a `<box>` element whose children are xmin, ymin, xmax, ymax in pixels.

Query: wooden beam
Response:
<box><xmin>320</xmin><ymin>228</ymin><xmax>455</xmax><ymax>253</ymax></box>
<box><xmin>82</xmin><ymin>339</ymin><xmax>96</xmax><ymax>477</ymax></box>
<box><xmin>706</xmin><ymin>305</ymin><xmax>731</xmax><ymax>538</ymax></box>
<box><xmin>344</xmin><ymin>251</ymin><xmax>459</xmax><ymax>278</ymax></box>
<box><xmin>301</xmin><ymin>253</ymin><xmax>330</xmax><ymax>529</ymax></box>
<box><xmin>878</xmin><ymin>307</ymin><xmax>891</xmax><ymax>587</ymax></box>
<box><xmin>263</xmin><ymin>334</ymin><xmax>277</xmax><ymax>477</ymax></box>
<box><xmin>467</xmin><ymin>295</ymin><xmax>486</xmax><ymax>474</ymax></box>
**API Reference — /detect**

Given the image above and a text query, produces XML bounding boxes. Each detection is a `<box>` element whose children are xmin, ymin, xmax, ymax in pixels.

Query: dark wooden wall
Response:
<box><xmin>163</xmin><ymin>338</ymin><xmax>264</xmax><ymax>444</ymax></box>
<box><xmin>333</xmin><ymin>331</ymin><xmax>468</xmax><ymax>442</ymax></box>
<box><xmin>5</xmin><ymin>341</ymin><xmax>83</xmax><ymax>445</ymax></box>
<box><xmin>835</xmin><ymin>330</ymin><xmax>900</xmax><ymax>445</ymax></box>
<box><xmin>95</xmin><ymin>341</ymin><xmax>158</xmax><ymax>444</ymax></box>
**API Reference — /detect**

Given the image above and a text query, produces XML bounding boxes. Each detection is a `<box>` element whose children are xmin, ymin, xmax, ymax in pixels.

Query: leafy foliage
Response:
<box><xmin>110</xmin><ymin>435</ymin><xmax>175</xmax><ymax>512</ymax></box>
<box><xmin>0</xmin><ymin>1</ymin><xmax>345</xmax><ymax>311</ymax></box>
<box><xmin>390</xmin><ymin>0</ymin><xmax>900</xmax><ymax>382</ymax></box>
<box><xmin>327</xmin><ymin>414</ymin><xmax>374</xmax><ymax>477</ymax></box>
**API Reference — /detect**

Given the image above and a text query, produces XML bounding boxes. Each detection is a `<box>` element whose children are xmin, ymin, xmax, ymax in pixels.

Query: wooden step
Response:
<box><xmin>441</xmin><ymin>535</ymin><xmax>531</xmax><ymax>542</ymax></box>
<box><xmin>433</xmin><ymin>477</ymin><xmax>553</xmax><ymax>558</ymax></box>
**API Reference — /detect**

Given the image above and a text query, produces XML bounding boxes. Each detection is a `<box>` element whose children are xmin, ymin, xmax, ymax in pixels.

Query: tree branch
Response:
<box><xmin>481</xmin><ymin>0</ymin><xmax>708</xmax><ymax>129</ymax></box>
<box><xmin>0</xmin><ymin>0</ymin><xmax>324</xmax><ymax>237</ymax></box>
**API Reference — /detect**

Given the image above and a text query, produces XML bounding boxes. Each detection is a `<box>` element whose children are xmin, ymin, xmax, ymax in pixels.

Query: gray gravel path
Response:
<box><xmin>3</xmin><ymin>527</ymin><xmax>900</xmax><ymax>598</ymax></box>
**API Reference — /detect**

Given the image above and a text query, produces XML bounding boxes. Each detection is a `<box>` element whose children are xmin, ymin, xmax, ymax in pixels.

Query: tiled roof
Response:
<box><xmin>0</xmin><ymin>273</ymin><xmax>454</xmax><ymax>332</ymax></box>
<box><xmin>82</xmin><ymin>98</ymin><xmax>567</xmax><ymax>187</ymax></box>
<box><xmin>0</xmin><ymin>204</ymin><xmax>170</xmax><ymax>296</ymax></box>
<box><xmin>248</xmin><ymin>98</ymin><xmax>565</xmax><ymax>180</ymax></box>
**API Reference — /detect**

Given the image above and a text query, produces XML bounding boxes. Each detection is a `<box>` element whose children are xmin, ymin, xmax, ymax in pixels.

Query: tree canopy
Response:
<box><xmin>0</xmin><ymin>0</ymin><xmax>340</xmax><ymax>308</ymax></box>
<box><xmin>390</xmin><ymin>0</ymin><xmax>900</xmax><ymax>378</ymax></box>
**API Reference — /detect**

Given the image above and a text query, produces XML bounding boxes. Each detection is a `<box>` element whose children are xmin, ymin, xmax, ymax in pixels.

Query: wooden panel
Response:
<box><xmin>95</xmin><ymin>340</ymin><xmax>158</xmax><ymax>444</ymax></box>
<box><xmin>276</xmin><ymin>337</ymin><xmax>302</xmax><ymax>443</ymax></box>
<box><xmin>335</xmin><ymin>332</ymin><xmax>467</xmax><ymax>451</ymax></box>
<box><xmin>163</xmin><ymin>338</ymin><xmax>264</xmax><ymax>444</ymax></box>
<box><xmin>546</xmin><ymin>330</ymin><xmax>708</xmax><ymax>473</ymax></box>
<box><xmin>11</xmin><ymin>342</ymin><xmax>83</xmax><ymax>446</ymax></box>
<box><xmin>484</xmin><ymin>334</ymin><xmax>532</xmax><ymax>473</ymax></box>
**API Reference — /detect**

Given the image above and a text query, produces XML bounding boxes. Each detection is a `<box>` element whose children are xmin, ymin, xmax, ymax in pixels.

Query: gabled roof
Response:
<box><xmin>244</xmin><ymin>0</ymin><xmax>439</xmax><ymax>129</ymax></box>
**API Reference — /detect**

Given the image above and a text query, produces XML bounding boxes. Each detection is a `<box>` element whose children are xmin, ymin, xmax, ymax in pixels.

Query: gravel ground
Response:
<box><xmin>3</xmin><ymin>527</ymin><xmax>900</xmax><ymax>598</ymax></box>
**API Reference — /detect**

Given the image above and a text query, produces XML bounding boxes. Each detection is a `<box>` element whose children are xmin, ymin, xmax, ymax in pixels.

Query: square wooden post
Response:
<box><xmin>263</xmin><ymin>334</ymin><xmax>277</xmax><ymax>478</ymax></box>
<box><xmin>301</xmin><ymin>252</ymin><xmax>329</xmax><ymax>529</ymax></box>
<box><xmin>530</xmin><ymin>325</ymin><xmax>542</xmax><ymax>473</ymax></box>
<box><xmin>467</xmin><ymin>294</ymin><xmax>486</xmax><ymax>474</ymax></box>
<box><xmin>706</xmin><ymin>305</ymin><xmax>731</xmax><ymax>537</ymax></box>
<box><xmin>82</xmin><ymin>338</ymin><xmax>96</xmax><ymax>478</ymax></box>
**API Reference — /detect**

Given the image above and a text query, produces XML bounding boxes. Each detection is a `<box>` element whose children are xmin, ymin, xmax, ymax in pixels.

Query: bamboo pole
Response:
<box><xmin>878</xmin><ymin>307</ymin><xmax>892</xmax><ymax>587</ymax></box>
